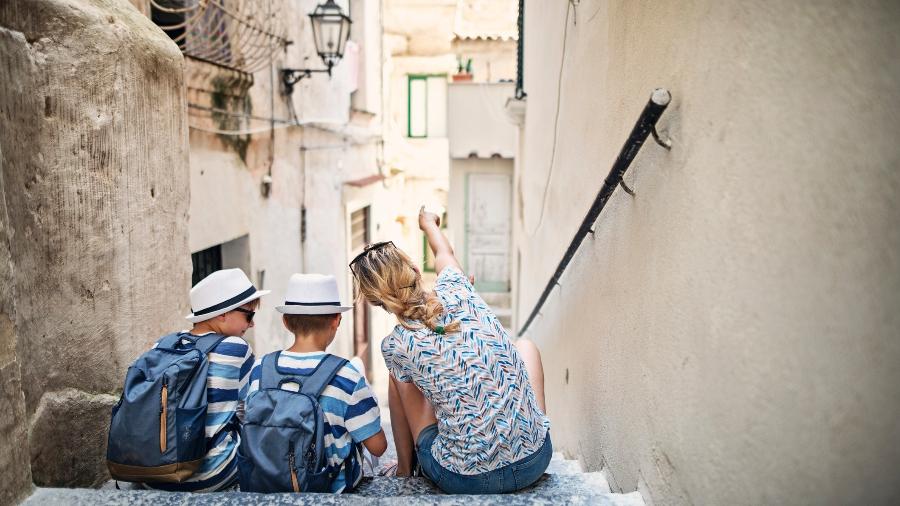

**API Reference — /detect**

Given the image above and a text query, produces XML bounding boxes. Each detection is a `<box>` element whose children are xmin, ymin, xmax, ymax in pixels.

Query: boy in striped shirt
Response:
<box><xmin>247</xmin><ymin>273</ymin><xmax>387</xmax><ymax>492</ymax></box>
<box><xmin>148</xmin><ymin>269</ymin><xmax>267</xmax><ymax>492</ymax></box>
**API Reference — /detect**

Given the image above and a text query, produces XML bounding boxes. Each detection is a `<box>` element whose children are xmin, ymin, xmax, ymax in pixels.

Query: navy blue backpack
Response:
<box><xmin>238</xmin><ymin>352</ymin><xmax>352</xmax><ymax>493</ymax></box>
<box><xmin>107</xmin><ymin>332</ymin><xmax>228</xmax><ymax>483</ymax></box>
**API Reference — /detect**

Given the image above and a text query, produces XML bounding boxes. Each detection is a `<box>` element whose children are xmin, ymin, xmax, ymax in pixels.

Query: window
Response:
<box><xmin>407</xmin><ymin>75</ymin><xmax>447</xmax><ymax>138</ymax></box>
<box><xmin>191</xmin><ymin>245</ymin><xmax>222</xmax><ymax>287</ymax></box>
<box><xmin>190</xmin><ymin>235</ymin><xmax>250</xmax><ymax>286</ymax></box>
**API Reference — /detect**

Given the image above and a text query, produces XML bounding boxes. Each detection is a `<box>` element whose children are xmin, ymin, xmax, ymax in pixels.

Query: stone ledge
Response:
<box><xmin>25</xmin><ymin>487</ymin><xmax>644</xmax><ymax>506</ymax></box>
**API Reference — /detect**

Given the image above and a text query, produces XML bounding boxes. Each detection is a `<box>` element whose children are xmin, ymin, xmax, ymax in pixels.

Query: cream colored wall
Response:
<box><xmin>448</xmin><ymin>82</ymin><xmax>516</xmax><ymax>158</ymax></box>
<box><xmin>516</xmin><ymin>1</ymin><xmax>900</xmax><ymax>504</ymax></box>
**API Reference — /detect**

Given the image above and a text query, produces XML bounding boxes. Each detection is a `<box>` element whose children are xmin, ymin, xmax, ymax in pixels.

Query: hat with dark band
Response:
<box><xmin>277</xmin><ymin>273</ymin><xmax>353</xmax><ymax>315</ymax></box>
<box><xmin>186</xmin><ymin>269</ymin><xmax>270</xmax><ymax>323</ymax></box>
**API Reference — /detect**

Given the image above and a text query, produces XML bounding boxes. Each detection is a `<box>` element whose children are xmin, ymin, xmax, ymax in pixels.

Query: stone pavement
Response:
<box><xmin>22</xmin><ymin>411</ymin><xmax>644</xmax><ymax>504</ymax></box>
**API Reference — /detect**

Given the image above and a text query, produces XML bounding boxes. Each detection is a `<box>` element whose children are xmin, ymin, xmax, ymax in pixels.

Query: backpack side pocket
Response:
<box><xmin>176</xmin><ymin>405</ymin><xmax>207</xmax><ymax>463</ymax></box>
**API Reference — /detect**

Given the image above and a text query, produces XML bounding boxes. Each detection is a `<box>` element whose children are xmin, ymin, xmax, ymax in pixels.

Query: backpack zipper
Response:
<box><xmin>159</xmin><ymin>377</ymin><xmax>168</xmax><ymax>453</ymax></box>
<box><xmin>288</xmin><ymin>445</ymin><xmax>300</xmax><ymax>492</ymax></box>
<box><xmin>306</xmin><ymin>442</ymin><xmax>317</xmax><ymax>469</ymax></box>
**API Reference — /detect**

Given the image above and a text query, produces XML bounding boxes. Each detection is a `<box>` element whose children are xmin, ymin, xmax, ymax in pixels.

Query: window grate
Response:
<box><xmin>150</xmin><ymin>0</ymin><xmax>289</xmax><ymax>74</ymax></box>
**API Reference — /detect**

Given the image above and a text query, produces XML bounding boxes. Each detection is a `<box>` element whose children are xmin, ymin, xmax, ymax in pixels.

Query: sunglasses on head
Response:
<box><xmin>233</xmin><ymin>307</ymin><xmax>255</xmax><ymax>323</ymax></box>
<box><xmin>349</xmin><ymin>241</ymin><xmax>394</xmax><ymax>270</ymax></box>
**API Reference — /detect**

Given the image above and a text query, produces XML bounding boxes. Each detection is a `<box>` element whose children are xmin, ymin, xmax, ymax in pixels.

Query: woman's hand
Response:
<box><xmin>418</xmin><ymin>206</ymin><xmax>441</xmax><ymax>231</ymax></box>
<box><xmin>418</xmin><ymin>205</ymin><xmax>463</xmax><ymax>274</ymax></box>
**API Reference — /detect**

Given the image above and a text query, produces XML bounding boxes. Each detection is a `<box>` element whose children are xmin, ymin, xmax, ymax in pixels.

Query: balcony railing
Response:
<box><xmin>150</xmin><ymin>0</ymin><xmax>289</xmax><ymax>73</ymax></box>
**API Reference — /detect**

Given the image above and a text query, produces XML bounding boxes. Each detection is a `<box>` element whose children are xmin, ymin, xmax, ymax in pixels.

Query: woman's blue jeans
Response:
<box><xmin>415</xmin><ymin>424</ymin><xmax>552</xmax><ymax>494</ymax></box>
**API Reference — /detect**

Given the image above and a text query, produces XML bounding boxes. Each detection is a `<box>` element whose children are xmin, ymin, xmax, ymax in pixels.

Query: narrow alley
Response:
<box><xmin>1</xmin><ymin>1</ymin><xmax>899</xmax><ymax>505</ymax></box>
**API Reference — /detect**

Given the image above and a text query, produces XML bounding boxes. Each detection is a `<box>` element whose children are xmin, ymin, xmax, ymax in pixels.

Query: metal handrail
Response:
<box><xmin>517</xmin><ymin>89</ymin><xmax>673</xmax><ymax>336</ymax></box>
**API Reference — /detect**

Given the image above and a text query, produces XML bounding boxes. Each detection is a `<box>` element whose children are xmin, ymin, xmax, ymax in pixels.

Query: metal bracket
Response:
<box><xmin>619</xmin><ymin>125</ymin><xmax>671</xmax><ymax>196</ymax></box>
<box><xmin>651</xmin><ymin>126</ymin><xmax>672</xmax><ymax>150</ymax></box>
<box><xmin>619</xmin><ymin>180</ymin><xmax>636</xmax><ymax>196</ymax></box>
<box><xmin>281</xmin><ymin>67</ymin><xmax>331</xmax><ymax>95</ymax></box>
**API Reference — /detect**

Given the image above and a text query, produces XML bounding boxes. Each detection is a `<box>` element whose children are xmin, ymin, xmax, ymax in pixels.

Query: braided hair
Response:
<box><xmin>351</xmin><ymin>243</ymin><xmax>460</xmax><ymax>334</ymax></box>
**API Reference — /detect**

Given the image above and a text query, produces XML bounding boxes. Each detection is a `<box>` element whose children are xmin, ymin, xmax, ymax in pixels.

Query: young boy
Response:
<box><xmin>148</xmin><ymin>268</ymin><xmax>267</xmax><ymax>492</ymax></box>
<box><xmin>246</xmin><ymin>273</ymin><xmax>387</xmax><ymax>492</ymax></box>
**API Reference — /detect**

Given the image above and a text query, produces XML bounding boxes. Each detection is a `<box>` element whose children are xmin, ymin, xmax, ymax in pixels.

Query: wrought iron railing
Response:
<box><xmin>150</xmin><ymin>0</ymin><xmax>289</xmax><ymax>73</ymax></box>
<box><xmin>518</xmin><ymin>89</ymin><xmax>673</xmax><ymax>336</ymax></box>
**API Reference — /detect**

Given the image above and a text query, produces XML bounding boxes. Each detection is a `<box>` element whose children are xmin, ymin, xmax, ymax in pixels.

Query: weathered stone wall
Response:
<box><xmin>0</xmin><ymin>142</ymin><xmax>32</xmax><ymax>505</ymax></box>
<box><xmin>0</xmin><ymin>0</ymin><xmax>190</xmax><ymax>488</ymax></box>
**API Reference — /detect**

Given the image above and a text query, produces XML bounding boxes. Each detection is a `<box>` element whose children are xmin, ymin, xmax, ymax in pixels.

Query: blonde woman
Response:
<box><xmin>350</xmin><ymin>207</ymin><xmax>550</xmax><ymax>494</ymax></box>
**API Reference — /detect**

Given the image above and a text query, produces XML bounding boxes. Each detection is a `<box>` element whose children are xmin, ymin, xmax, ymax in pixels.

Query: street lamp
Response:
<box><xmin>282</xmin><ymin>0</ymin><xmax>352</xmax><ymax>94</ymax></box>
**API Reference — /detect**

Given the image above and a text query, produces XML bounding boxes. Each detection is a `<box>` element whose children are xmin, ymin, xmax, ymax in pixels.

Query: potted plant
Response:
<box><xmin>453</xmin><ymin>58</ymin><xmax>473</xmax><ymax>82</ymax></box>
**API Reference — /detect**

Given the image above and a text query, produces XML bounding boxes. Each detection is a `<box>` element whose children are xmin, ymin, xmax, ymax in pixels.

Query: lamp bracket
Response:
<box><xmin>281</xmin><ymin>67</ymin><xmax>332</xmax><ymax>94</ymax></box>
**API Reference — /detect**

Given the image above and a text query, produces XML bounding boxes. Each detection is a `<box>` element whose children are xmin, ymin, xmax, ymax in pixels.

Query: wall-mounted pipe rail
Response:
<box><xmin>517</xmin><ymin>88</ymin><xmax>672</xmax><ymax>336</ymax></box>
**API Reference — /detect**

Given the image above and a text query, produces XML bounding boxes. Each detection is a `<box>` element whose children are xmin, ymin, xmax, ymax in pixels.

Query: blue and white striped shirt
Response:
<box><xmin>247</xmin><ymin>351</ymin><xmax>382</xmax><ymax>493</ymax></box>
<box><xmin>149</xmin><ymin>333</ymin><xmax>254</xmax><ymax>492</ymax></box>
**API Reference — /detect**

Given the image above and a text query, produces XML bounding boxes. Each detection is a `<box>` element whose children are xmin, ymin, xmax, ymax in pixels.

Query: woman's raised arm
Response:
<box><xmin>419</xmin><ymin>206</ymin><xmax>462</xmax><ymax>275</ymax></box>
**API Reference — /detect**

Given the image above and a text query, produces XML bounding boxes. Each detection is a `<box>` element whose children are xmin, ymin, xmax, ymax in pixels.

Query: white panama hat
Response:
<box><xmin>186</xmin><ymin>268</ymin><xmax>270</xmax><ymax>323</ymax></box>
<box><xmin>276</xmin><ymin>273</ymin><xmax>353</xmax><ymax>315</ymax></box>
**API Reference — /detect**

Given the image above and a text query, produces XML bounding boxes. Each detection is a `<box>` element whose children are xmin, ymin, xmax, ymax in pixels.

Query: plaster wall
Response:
<box><xmin>0</xmin><ymin>0</ymin><xmax>190</xmax><ymax>487</ymax></box>
<box><xmin>448</xmin><ymin>82</ymin><xmax>515</xmax><ymax>158</ymax></box>
<box><xmin>383</xmin><ymin>0</ymin><xmax>457</xmax><ymax>56</ymax></box>
<box><xmin>516</xmin><ymin>1</ymin><xmax>900</xmax><ymax>504</ymax></box>
<box><xmin>350</xmin><ymin>0</ymin><xmax>383</xmax><ymax>115</ymax></box>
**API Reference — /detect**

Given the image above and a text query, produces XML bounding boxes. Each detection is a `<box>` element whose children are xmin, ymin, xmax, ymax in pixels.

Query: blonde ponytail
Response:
<box><xmin>352</xmin><ymin>243</ymin><xmax>460</xmax><ymax>334</ymax></box>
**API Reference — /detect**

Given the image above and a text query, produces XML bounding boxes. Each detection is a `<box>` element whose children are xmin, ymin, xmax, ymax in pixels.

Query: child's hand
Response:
<box><xmin>418</xmin><ymin>206</ymin><xmax>440</xmax><ymax>230</ymax></box>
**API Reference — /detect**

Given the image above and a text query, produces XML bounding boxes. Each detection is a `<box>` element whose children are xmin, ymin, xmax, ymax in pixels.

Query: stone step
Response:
<box><xmin>478</xmin><ymin>292</ymin><xmax>511</xmax><ymax>307</ymax></box>
<box><xmin>28</xmin><ymin>455</ymin><xmax>641</xmax><ymax>505</ymax></box>
<box><xmin>545</xmin><ymin>452</ymin><xmax>586</xmax><ymax>476</ymax></box>
<box><xmin>25</xmin><ymin>486</ymin><xmax>644</xmax><ymax>505</ymax></box>
<box><xmin>354</xmin><ymin>472</ymin><xmax>611</xmax><ymax>497</ymax></box>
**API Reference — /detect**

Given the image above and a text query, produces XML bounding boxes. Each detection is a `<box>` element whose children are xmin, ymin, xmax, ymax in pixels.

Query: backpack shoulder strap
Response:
<box><xmin>300</xmin><ymin>354</ymin><xmax>348</xmax><ymax>397</ymax></box>
<box><xmin>260</xmin><ymin>351</ymin><xmax>284</xmax><ymax>390</ymax></box>
<box><xmin>155</xmin><ymin>332</ymin><xmax>184</xmax><ymax>350</ymax></box>
<box><xmin>193</xmin><ymin>333</ymin><xmax>231</xmax><ymax>355</ymax></box>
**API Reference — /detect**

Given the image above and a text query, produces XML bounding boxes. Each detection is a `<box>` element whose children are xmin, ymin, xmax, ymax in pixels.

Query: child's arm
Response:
<box><xmin>419</xmin><ymin>206</ymin><xmax>463</xmax><ymax>275</ymax></box>
<box><xmin>361</xmin><ymin>430</ymin><xmax>388</xmax><ymax>457</ymax></box>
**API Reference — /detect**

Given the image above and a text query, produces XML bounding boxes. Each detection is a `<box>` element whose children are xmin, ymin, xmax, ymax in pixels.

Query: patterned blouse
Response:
<box><xmin>381</xmin><ymin>266</ymin><xmax>550</xmax><ymax>475</ymax></box>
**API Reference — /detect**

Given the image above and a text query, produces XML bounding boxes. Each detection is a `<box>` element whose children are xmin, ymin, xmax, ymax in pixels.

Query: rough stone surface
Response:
<box><xmin>0</xmin><ymin>0</ymin><xmax>191</xmax><ymax>487</ymax></box>
<box><xmin>24</xmin><ymin>488</ymin><xmax>645</xmax><ymax>506</ymax></box>
<box><xmin>29</xmin><ymin>389</ymin><xmax>118</xmax><ymax>487</ymax></box>
<box><xmin>23</xmin><ymin>438</ymin><xmax>642</xmax><ymax>504</ymax></box>
<box><xmin>0</xmin><ymin>144</ymin><xmax>32</xmax><ymax>505</ymax></box>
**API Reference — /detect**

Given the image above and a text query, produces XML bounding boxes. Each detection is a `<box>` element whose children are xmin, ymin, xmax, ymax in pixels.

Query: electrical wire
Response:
<box><xmin>526</xmin><ymin>0</ymin><xmax>574</xmax><ymax>237</ymax></box>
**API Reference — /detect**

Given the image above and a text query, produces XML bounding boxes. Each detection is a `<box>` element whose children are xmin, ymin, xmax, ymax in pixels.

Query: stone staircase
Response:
<box><xmin>21</xmin><ymin>398</ymin><xmax>643</xmax><ymax>505</ymax></box>
<box><xmin>23</xmin><ymin>452</ymin><xmax>643</xmax><ymax>505</ymax></box>
<box><xmin>480</xmin><ymin>292</ymin><xmax>512</xmax><ymax>328</ymax></box>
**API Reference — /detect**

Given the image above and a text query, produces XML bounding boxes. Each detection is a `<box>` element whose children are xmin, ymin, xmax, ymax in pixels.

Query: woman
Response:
<box><xmin>350</xmin><ymin>207</ymin><xmax>551</xmax><ymax>494</ymax></box>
